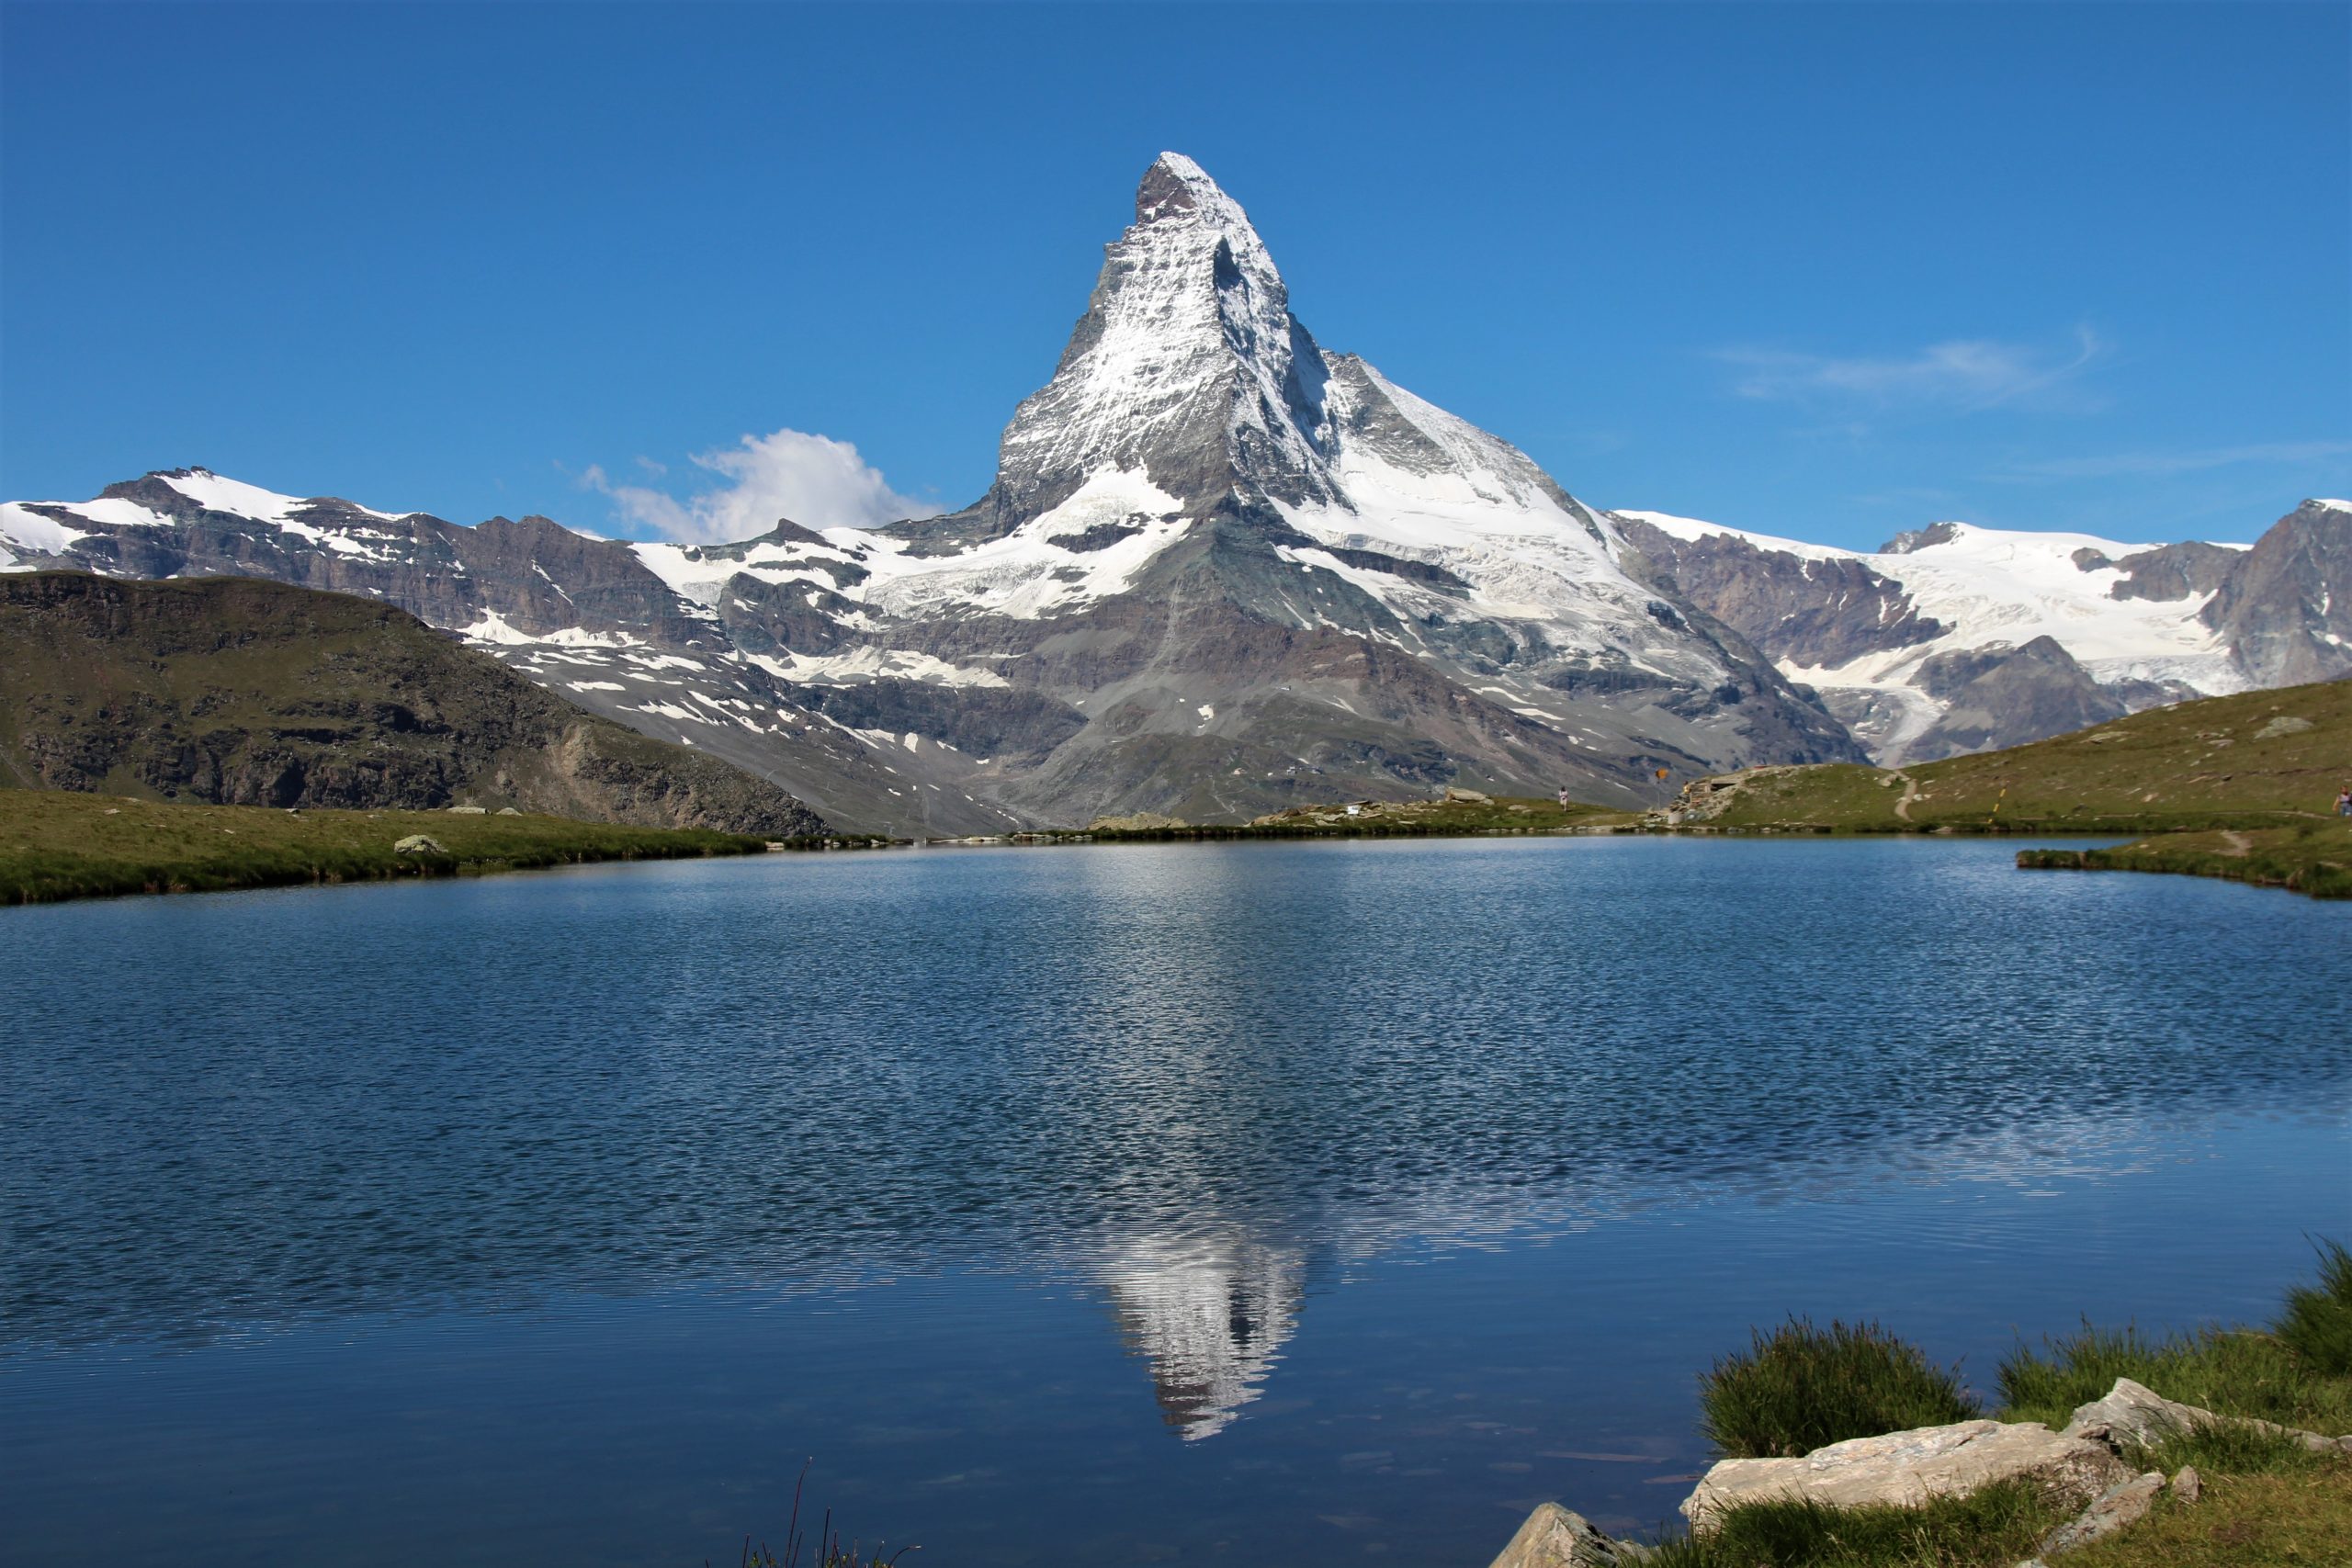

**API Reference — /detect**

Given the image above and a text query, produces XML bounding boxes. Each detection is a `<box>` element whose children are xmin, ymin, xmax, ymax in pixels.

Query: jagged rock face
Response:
<box><xmin>1899</xmin><ymin>637</ymin><xmax>2127</xmax><ymax>761</ymax></box>
<box><xmin>2202</xmin><ymin>499</ymin><xmax>2352</xmax><ymax>686</ymax></box>
<box><xmin>10</xmin><ymin>471</ymin><xmax>706</xmax><ymax>645</ymax></box>
<box><xmin>2075</xmin><ymin>540</ymin><xmax>2244</xmax><ymax>603</ymax></box>
<box><xmin>1618</xmin><ymin>513</ymin><xmax>1942</xmax><ymax>668</ymax></box>
<box><xmin>0</xmin><ymin>571</ymin><xmax>827</xmax><ymax>836</ymax></box>
<box><xmin>2</xmin><ymin>154</ymin><xmax>1866</xmax><ymax>825</ymax></box>
<box><xmin>999</xmin><ymin>153</ymin><xmax>1335</xmax><ymax>521</ymax></box>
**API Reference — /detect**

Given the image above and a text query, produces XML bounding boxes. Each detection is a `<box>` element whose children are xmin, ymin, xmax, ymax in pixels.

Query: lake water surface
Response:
<box><xmin>4</xmin><ymin>837</ymin><xmax>2346</xmax><ymax>1566</ymax></box>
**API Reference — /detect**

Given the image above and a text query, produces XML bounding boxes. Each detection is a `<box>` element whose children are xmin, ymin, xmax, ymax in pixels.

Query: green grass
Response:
<box><xmin>1995</xmin><ymin>1320</ymin><xmax>2352</xmax><ymax>1438</ymax></box>
<box><xmin>2058</xmin><ymin>1461</ymin><xmax>2352</xmax><ymax>1568</ymax></box>
<box><xmin>2129</xmin><ymin>1418</ymin><xmax>2337</xmax><ymax>1478</ymax></box>
<box><xmin>2018</xmin><ymin>821</ymin><xmax>2352</xmax><ymax>900</ymax></box>
<box><xmin>1686</xmin><ymin>678</ymin><xmax>2350</xmax><ymax>837</ymax></box>
<box><xmin>1645</xmin><ymin>1480</ymin><xmax>2060</xmax><ymax>1568</ymax></box>
<box><xmin>0</xmin><ymin>787</ymin><xmax>775</xmax><ymax>904</ymax></box>
<box><xmin>2277</xmin><ymin>1240</ymin><xmax>2352</xmax><ymax>1375</ymax></box>
<box><xmin>1698</xmin><ymin>1319</ymin><xmax>1983</xmax><ymax>1461</ymax></box>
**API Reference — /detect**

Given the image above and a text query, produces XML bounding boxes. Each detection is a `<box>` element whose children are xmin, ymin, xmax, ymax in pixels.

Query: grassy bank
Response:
<box><xmin>2018</xmin><ymin>820</ymin><xmax>2352</xmax><ymax>900</ymax></box>
<box><xmin>1648</xmin><ymin>1244</ymin><xmax>2352</xmax><ymax>1566</ymax></box>
<box><xmin>1682</xmin><ymin>678</ymin><xmax>2347</xmax><ymax>837</ymax></box>
<box><xmin>0</xmin><ymin>788</ymin><xmax>775</xmax><ymax>904</ymax></box>
<box><xmin>1031</xmin><ymin>793</ymin><xmax>1636</xmax><ymax>843</ymax></box>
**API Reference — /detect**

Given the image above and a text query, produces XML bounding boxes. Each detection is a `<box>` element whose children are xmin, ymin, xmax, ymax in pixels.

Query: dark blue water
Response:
<box><xmin>4</xmin><ymin>837</ymin><xmax>2346</xmax><ymax>1566</ymax></box>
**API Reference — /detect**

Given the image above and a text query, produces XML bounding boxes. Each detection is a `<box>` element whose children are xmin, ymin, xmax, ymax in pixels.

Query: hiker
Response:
<box><xmin>1557</xmin><ymin>787</ymin><xmax>1573</xmax><ymax>811</ymax></box>
<box><xmin>2337</xmin><ymin>785</ymin><xmax>2351</xmax><ymax>818</ymax></box>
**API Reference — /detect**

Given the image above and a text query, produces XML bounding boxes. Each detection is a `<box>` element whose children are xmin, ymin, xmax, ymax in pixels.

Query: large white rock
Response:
<box><xmin>1487</xmin><ymin>1503</ymin><xmax>1650</xmax><ymax>1568</ymax></box>
<box><xmin>2062</xmin><ymin>1376</ymin><xmax>2352</xmax><ymax>1455</ymax></box>
<box><xmin>1681</xmin><ymin>1420</ymin><xmax>2132</xmax><ymax>1529</ymax></box>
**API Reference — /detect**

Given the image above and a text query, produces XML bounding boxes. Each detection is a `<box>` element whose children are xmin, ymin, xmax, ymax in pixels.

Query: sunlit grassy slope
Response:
<box><xmin>0</xmin><ymin>788</ymin><xmax>772</xmax><ymax>904</ymax></box>
<box><xmin>1693</xmin><ymin>678</ymin><xmax>2348</xmax><ymax>835</ymax></box>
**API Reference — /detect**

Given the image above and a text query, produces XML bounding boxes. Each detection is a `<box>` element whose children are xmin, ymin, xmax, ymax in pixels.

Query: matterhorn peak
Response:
<box><xmin>957</xmin><ymin>153</ymin><xmax>1334</xmax><ymax>533</ymax></box>
<box><xmin>1135</xmin><ymin>151</ymin><xmax>1242</xmax><ymax>228</ymax></box>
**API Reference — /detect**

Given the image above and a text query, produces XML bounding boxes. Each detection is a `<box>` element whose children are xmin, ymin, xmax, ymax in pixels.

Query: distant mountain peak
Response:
<box><xmin>967</xmin><ymin>152</ymin><xmax>1332</xmax><ymax>527</ymax></box>
<box><xmin>1135</xmin><ymin>151</ymin><xmax>1225</xmax><ymax>223</ymax></box>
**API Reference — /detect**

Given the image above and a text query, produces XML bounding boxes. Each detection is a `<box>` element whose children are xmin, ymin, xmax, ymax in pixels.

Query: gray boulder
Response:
<box><xmin>1682</xmin><ymin>1420</ymin><xmax>2131</xmax><ymax>1529</ymax></box>
<box><xmin>2062</xmin><ymin>1375</ymin><xmax>2351</xmax><ymax>1455</ymax></box>
<box><xmin>392</xmin><ymin>834</ymin><xmax>445</xmax><ymax>855</ymax></box>
<box><xmin>2036</xmin><ymin>1470</ymin><xmax>2164</xmax><ymax>1556</ymax></box>
<box><xmin>1487</xmin><ymin>1503</ymin><xmax>1650</xmax><ymax>1568</ymax></box>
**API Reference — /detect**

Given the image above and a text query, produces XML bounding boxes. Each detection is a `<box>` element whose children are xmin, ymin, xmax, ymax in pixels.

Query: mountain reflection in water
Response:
<box><xmin>5</xmin><ymin>839</ymin><xmax>2349</xmax><ymax>1568</ymax></box>
<box><xmin>5</xmin><ymin>837</ymin><xmax>2346</xmax><ymax>1382</ymax></box>
<box><xmin>1100</xmin><ymin>1231</ymin><xmax>1306</xmax><ymax>1439</ymax></box>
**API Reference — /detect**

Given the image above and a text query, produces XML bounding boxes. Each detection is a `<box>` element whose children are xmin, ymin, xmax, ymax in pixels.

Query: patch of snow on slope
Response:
<box><xmin>858</xmin><ymin>468</ymin><xmax>1187</xmax><ymax>619</ymax></box>
<box><xmin>744</xmin><ymin>648</ymin><xmax>1010</xmax><ymax>688</ymax></box>
<box><xmin>1614</xmin><ymin>509</ymin><xmax>1849</xmax><ymax>562</ymax></box>
<box><xmin>458</xmin><ymin>610</ymin><xmax>537</xmax><ymax>646</ymax></box>
<box><xmin>628</xmin><ymin>542</ymin><xmax>733</xmax><ymax>615</ymax></box>
<box><xmin>0</xmin><ymin>502</ymin><xmax>96</xmax><ymax>556</ymax></box>
<box><xmin>1267</xmin><ymin>359</ymin><xmax>1687</xmax><ymax>664</ymax></box>
<box><xmin>163</xmin><ymin>469</ymin><xmax>311</xmax><ymax>523</ymax></box>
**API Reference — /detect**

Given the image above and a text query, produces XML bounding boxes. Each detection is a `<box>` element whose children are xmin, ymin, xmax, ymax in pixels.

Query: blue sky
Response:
<box><xmin>3</xmin><ymin>2</ymin><xmax>2345</xmax><ymax>551</ymax></box>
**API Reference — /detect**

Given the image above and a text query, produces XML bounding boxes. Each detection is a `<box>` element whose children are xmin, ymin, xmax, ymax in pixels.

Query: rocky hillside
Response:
<box><xmin>0</xmin><ymin>572</ymin><xmax>827</xmax><ymax>837</ymax></box>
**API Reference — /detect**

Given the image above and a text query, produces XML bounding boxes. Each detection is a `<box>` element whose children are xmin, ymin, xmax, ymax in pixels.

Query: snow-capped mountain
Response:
<box><xmin>1613</xmin><ymin>500</ymin><xmax>2351</xmax><ymax>763</ymax></box>
<box><xmin>4</xmin><ymin>155</ymin><xmax>2339</xmax><ymax>817</ymax></box>
<box><xmin>0</xmin><ymin>471</ymin><xmax>1012</xmax><ymax>834</ymax></box>
<box><xmin>0</xmin><ymin>154</ymin><xmax>1858</xmax><ymax>827</ymax></box>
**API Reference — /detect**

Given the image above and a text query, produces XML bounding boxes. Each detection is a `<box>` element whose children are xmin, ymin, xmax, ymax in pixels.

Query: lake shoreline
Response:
<box><xmin>10</xmin><ymin>782</ymin><xmax>2343</xmax><ymax>908</ymax></box>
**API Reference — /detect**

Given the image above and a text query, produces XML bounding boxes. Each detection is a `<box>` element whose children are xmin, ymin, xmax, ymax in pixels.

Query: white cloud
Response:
<box><xmin>1718</xmin><ymin>328</ymin><xmax>2108</xmax><ymax>413</ymax></box>
<box><xmin>1991</xmin><ymin>439</ymin><xmax>2352</xmax><ymax>481</ymax></box>
<box><xmin>588</xmin><ymin>428</ymin><xmax>938</xmax><ymax>544</ymax></box>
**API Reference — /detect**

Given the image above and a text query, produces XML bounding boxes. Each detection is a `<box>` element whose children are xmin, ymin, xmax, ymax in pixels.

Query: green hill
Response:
<box><xmin>1677</xmin><ymin>677</ymin><xmax>2348</xmax><ymax>835</ymax></box>
<box><xmin>0</xmin><ymin>571</ymin><xmax>825</xmax><ymax>837</ymax></box>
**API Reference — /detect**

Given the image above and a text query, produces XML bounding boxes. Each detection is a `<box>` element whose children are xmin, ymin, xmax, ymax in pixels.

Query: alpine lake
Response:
<box><xmin>4</xmin><ymin>835</ymin><xmax>2346</xmax><ymax>1566</ymax></box>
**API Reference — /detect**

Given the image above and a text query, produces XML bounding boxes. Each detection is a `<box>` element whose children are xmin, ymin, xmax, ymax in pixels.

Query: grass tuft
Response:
<box><xmin>1996</xmin><ymin>1319</ymin><xmax>2352</xmax><ymax>1436</ymax></box>
<box><xmin>720</xmin><ymin>1463</ymin><xmax>915</xmax><ymax>1568</ymax></box>
<box><xmin>2274</xmin><ymin>1238</ymin><xmax>2352</xmax><ymax>1377</ymax></box>
<box><xmin>1699</xmin><ymin>1318</ymin><xmax>1982</xmax><ymax>1460</ymax></box>
<box><xmin>1649</xmin><ymin>1479</ymin><xmax>2058</xmax><ymax>1568</ymax></box>
<box><xmin>2130</xmin><ymin>1419</ymin><xmax>2332</xmax><ymax>1478</ymax></box>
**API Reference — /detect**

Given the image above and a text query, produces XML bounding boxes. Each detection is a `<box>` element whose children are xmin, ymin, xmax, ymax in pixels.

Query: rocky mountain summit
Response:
<box><xmin>2</xmin><ymin>157</ymin><xmax>2342</xmax><ymax>821</ymax></box>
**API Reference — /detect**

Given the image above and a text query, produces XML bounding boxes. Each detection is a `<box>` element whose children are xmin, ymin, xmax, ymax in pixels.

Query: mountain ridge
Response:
<box><xmin>1615</xmin><ymin>499</ymin><xmax>2349</xmax><ymax>764</ymax></box>
<box><xmin>0</xmin><ymin>570</ymin><xmax>829</xmax><ymax>837</ymax></box>
<box><xmin>2</xmin><ymin>156</ymin><xmax>2341</xmax><ymax>824</ymax></box>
